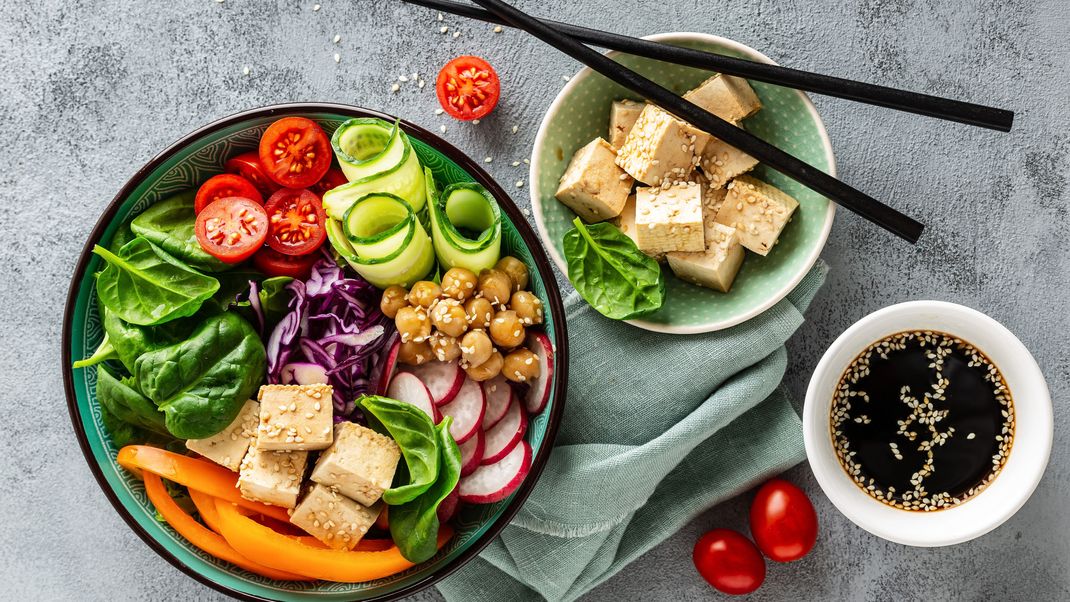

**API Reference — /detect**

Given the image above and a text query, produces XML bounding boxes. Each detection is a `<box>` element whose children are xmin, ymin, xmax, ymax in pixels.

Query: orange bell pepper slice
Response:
<box><xmin>213</xmin><ymin>498</ymin><xmax>454</xmax><ymax>583</ymax></box>
<box><xmin>118</xmin><ymin>445</ymin><xmax>290</xmax><ymax>523</ymax></box>
<box><xmin>143</xmin><ymin>473</ymin><xmax>312</xmax><ymax>581</ymax></box>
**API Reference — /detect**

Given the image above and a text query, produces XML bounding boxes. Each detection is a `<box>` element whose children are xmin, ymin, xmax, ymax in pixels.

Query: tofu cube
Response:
<box><xmin>256</xmin><ymin>384</ymin><xmax>334</xmax><ymax>451</ymax></box>
<box><xmin>635</xmin><ymin>182</ymin><xmax>705</xmax><ymax>254</ymax></box>
<box><xmin>555</xmin><ymin>137</ymin><xmax>633</xmax><ymax>222</ymax></box>
<box><xmin>608</xmin><ymin>99</ymin><xmax>643</xmax><ymax>148</ymax></box>
<box><xmin>715</xmin><ymin>176</ymin><xmax>799</xmax><ymax>256</ymax></box>
<box><xmin>699</xmin><ymin>127</ymin><xmax>759</xmax><ymax>189</ymax></box>
<box><xmin>683</xmin><ymin>74</ymin><xmax>762</xmax><ymax>122</ymax></box>
<box><xmin>237</xmin><ymin>446</ymin><xmax>308</xmax><ymax>508</ymax></box>
<box><xmin>667</xmin><ymin>221</ymin><xmax>746</xmax><ymax>293</ymax></box>
<box><xmin>186</xmin><ymin>399</ymin><xmax>259</xmax><ymax>471</ymax></box>
<box><xmin>310</xmin><ymin>422</ymin><xmax>401</xmax><ymax>507</ymax></box>
<box><xmin>290</xmin><ymin>484</ymin><xmax>382</xmax><ymax>550</ymax></box>
<box><xmin>616</xmin><ymin>105</ymin><xmax>705</xmax><ymax>186</ymax></box>
<box><xmin>612</xmin><ymin>194</ymin><xmax>665</xmax><ymax>262</ymax></box>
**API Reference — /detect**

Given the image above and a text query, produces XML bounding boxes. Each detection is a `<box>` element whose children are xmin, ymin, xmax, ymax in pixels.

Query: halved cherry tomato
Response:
<box><xmin>264</xmin><ymin>188</ymin><xmax>327</xmax><ymax>256</ymax></box>
<box><xmin>436</xmin><ymin>56</ymin><xmax>500</xmax><ymax>121</ymax></box>
<box><xmin>310</xmin><ymin>168</ymin><xmax>349</xmax><ymax>197</ymax></box>
<box><xmin>194</xmin><ymin>173</ymin><xmax>263</xmax><ymax>214</ymax></box>
<box><xmin>749</xmin><ymin>478</ymin><xmax>818</xmax><ymax>562</ymax></box>
<box><xmin>252</xmin><ymin>247</ymin><xmax>319</xmax><ymax>279</ymax></box>
<box><xmin>225</xmin><ymin>151</ymin><xmax>281</xmax><ymax>196</ymax></box>
<box><xmin>195</xmin><ymin>197</ymin><xmax>269</xmax><ymax>264</ymax></box>
<box><xmin>258</xmin><ymin>117</ymin><xmax>331</xmax><ymax>189</ymax></box>
<box><xmin>693</xmin><ymin>529</ymin><xmax>765</xmax><ymax>596</ymax></box>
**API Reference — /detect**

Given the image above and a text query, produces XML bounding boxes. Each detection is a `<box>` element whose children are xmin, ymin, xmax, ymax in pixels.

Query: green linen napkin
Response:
<box><xmin>438</xmin><ymin>260</ymin><xmax>828</xmax><ymax>602</ymax></box>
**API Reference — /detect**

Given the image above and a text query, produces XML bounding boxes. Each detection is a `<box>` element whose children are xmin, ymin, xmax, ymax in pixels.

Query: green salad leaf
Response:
<box><xmin>134</xmin><ymin>312</ymin><xmax>266</xmax><ymax>439</ymax></box>
<box><xmin>96</xmin><ymin>365</ymin><xmax>169</xmax><ymax>436</ymax></box>
<box><xmin>130</xmin><ymin>191</ymin><xmax>231</xmax><ymax>272</ymax></box>
<box><xmin>389</xmin><ymin>417</ymin><xmax>461</xmax><ymax>563</ymax></box>
<box><xmin>72</xmin><ymin>333</ymin><xmax>117</xmax><ymax>369</ymax></box>
<box><xmin>93</xmin><ymin>237</ymin><xmax>220</xmax><ymax>326</ymax></box>
<box><xmin>562</xmin><ymin>217</ymin><xmax>666</xmax><ymax>320</ymax></box>
<box><xmin>358</xmin><ymin>395</ymin><xmax>440</xmax><ymax>505</ymax></box>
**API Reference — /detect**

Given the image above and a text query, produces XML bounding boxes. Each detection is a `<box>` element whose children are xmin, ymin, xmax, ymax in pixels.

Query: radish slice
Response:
<box><xmin>386</xmin><ymin>372</ymin><xmax>439</xmax><ymax>423</ymax></box>
<box><xmin>280</xmin><ymin>363</ymin><xmax>329</xmax><ymax>385</ymax></box>
<box><xmin>481</xmin><ymin>395</ymin><xmax>527</xmax><ymax>465</ymax></box>
<box><xmin>524</xmin><ymin>331</ymin><xmax>554</xmax><ymax>415</ymax></box>
<box><xmin>459</xmin><ymin>441</ymin><xmax>532</xmax><ymax>504</ymax></box>
<box><xmin>406</xmin><ymin>360</ymin><xmax>465</xmax><ymax>406</ymax></box>
<box><xmin>459</xmin><ymin>428</ymin><xmax>484</xmax><ymax>477</ymax></box>
<box><xmin>437</xmin><ymin>484</ymin><xmax>460</xmax><ymax>522</ymax></box>
<box><xmin>375</xmin><ymin>338</ymin><xmax>401</xmax><ymax>395</ymax></box>
<box><xmin>481</xmin><ymin>376</ymin><xmax>513</xmax><ymax>430</ymax></box>
<box><xmin>439</xmin><ymin>378</ymin><xmax>486</xmax><ymax>444</ymax></box>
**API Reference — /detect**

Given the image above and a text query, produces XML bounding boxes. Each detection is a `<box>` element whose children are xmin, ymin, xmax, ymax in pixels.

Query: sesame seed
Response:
<box><xmin>494</xmin><ymin>25</ymin><xmax>502</xmax><ymax>33</ymax></box>
<box><xmin>440</xmin><ymin>26</ymin><xmax>448</xmax><ymax>33</ymax></box>
<box><xmin>440</xmin><ymin>125</ymin><xmax>447</xmax><ymax>133</ymax></box>
<box><xmin>333</xmin><ymin>53</ymin><xmax>341</xmax><ymax>63</ymax></box>
<box><xmin>333</xmin><ymin>34</ymin><xmax>341</xmax><ymax>43</ymax></box>
<box><xmin>484</xmin><ymin>156</ymin><xmax>493</xmax><ymax>163</ymax></box>
<box><xmin>453</xmin><ymin>31</ymin><xmax>460</xmax><ymax>38</ymax></box>
<box><xmin>390</xmin><ymin>83</ymin><xmax>400</xmax><ymax>93</ymax></box>
<box><xmin>516</xmin><ymin>179</ymin><xmax>524</xmax><ymax>188</ymax></box>
<box><xmin>435</xmin><ymin>108</ymin><xmax>444</xmax><ymax>115</ymax></box>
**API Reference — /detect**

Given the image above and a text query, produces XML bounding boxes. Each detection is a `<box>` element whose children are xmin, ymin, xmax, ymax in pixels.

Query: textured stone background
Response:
<box><xmin>2</xmin><ymin>0</ymin><xmax>1068</xmax><ymax>599</ymax></box>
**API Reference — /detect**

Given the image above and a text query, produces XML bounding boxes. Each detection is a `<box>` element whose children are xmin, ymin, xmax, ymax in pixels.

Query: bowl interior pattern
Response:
<box><xmin>531</xmin><ymin>34</ymin><xmax>835</xmax><ymax>333</ymax></box>
<box><xmin>66</xmin><ymin>109</ymin><xmax>562</xmax><ymax>600</ymax></box>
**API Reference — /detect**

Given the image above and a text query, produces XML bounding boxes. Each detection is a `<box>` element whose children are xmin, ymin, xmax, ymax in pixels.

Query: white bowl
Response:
<box><xmin>803</xmin><ymin>301</ymin><xmax>1052</xmax><ymax>546</ymax></box>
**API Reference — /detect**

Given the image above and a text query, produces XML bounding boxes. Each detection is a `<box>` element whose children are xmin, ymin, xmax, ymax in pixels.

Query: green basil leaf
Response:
<box><xmin>93</xmin><ymin>237</ymin><xmax>220</xmax><ymax>326</ymax></box>
<box><xmin>389</xmin><ymin>417</ymin><xmax>461</xmax><ymax>563</ymax></box>
<box><xmin>130</xmin><ymin>191</ymin><xmax>232</xmax><ymax>273</ymax></box>
<box><xmin>96</xmin><ymin>365</ymin><xmax>169</xmax><ymax>436</ymax></box>
<box><xmin>72</xmin><ymin>333</ymin><xmax>117</xmax><ymax>369</ymax></box>
<box><xmin>562</xmin><ymin>217</ymin><xmax>666</xmax><ymax>320</ymax></box>
<box><xmin>358</xmin><ymin>395</ymin><xmax>440</xmax><ymax>505</ymax></box>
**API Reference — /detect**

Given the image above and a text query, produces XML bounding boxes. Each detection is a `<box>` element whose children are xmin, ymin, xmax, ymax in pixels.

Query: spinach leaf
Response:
<box><xmin>358</xmin><ymin>395</ymin><xmax>440</xmax><ymax>505</ymax></box>
<box><xmin>103</xmin><ymin>306</ymin><xmax>204</xmax><ymax>373</ymax></box>
<box><xmin>258</xmin><ymin>277</ymin><xmax>294</xmax><ymax>326</ymax></box>
<box><xmin>135</xmin><ymin>312</ymin><xmax>266</xmax><ymax>439</ymax></box>
<box><xmin>562</xmin><ymin>217</ymin><xmax>666</xmax><ymax>320</ymax></box>
<box><xmin>96</xmin><ymin>365</ymin><xmax>169</xmax><ymax>435</ymax></box>
<box><xmin>109</xmin><ymin>221</ymin><xmax>137</xmax><ymax>254</ymax></box>
<box><xmin>99</xmin><ymin>402</ymin><xmax>150</xmax><ymax>448</ymax></box>
<box><xmin>130</xmin><ymin>191</ymin><xmax>231</xmax><ymax>273</ymax></box>
<box><xmin>389</xmin><ymin>417</ymin><xmax>461</xmax><ymax>562</ymax></box>
<box><xmin>93</xmin><ymin>237</ymin><xmax>220</xmax><ymax>326</ymax></box>
<box><xmin>72</xmin><ymin>333</ymin><xmax>117</xmax><ymax>369</ymax></box>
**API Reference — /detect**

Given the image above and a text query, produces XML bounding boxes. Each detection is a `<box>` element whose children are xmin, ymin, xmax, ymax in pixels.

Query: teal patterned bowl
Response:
<box><xmin>531</xmin><ymin>33</ymin><xmax>836</xmax><ymax>333</ymax></box>
<box><xmin>62</xmin><ymin>104</ymin><xmax>567</xmax><ymax>601</ymax></box>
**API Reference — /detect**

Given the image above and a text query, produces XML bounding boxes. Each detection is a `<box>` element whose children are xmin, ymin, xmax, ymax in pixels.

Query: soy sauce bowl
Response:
<box><xmin>803</xmin><ymin>301</ymin><xmax>1052</xmax><ymax>547</ymax></box>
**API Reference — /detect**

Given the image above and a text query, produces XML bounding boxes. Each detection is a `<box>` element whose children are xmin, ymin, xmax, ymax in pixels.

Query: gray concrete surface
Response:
<box><xmin>2</xmin><ymin>0</ymin><xmax>1067</xmax><ymax>599</ymax></box>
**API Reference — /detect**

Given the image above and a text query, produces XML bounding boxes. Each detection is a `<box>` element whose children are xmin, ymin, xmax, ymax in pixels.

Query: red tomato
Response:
<box><xmin>224</xmin><ymin>151</ymin><xmax>281</xmax><ymax>196</ymax></box>
<box><xmin>252</xmin><ymin>247</ymin><xmax>318</xmax><ymax>279</ymax></box>
<box><xmin>195</xmin><ymin>197</ymin><xmax>269</xmax><ymax>264</ymax></box>
<box><xmin>258</xmin><ymin>117</ymin><xmax>331</xmax><ymax>189</ymax></box>
<box><xmin>435</xmin><ymin>56</ymin><xmax>500</xmax><ymax>121</ymax></box>
<box><xmin>193</xmin><ymin>173</ymin><xmax>263</xmax><ymax>214</ymax></box>
<box><xmin>310</xmin><ymin>168</ymin><xmax>349</xmax><ymax>197</ymax></box>
<box><xmin>749</xmin><ymin>478</ymin><xmax>818</xmax><ymax>562</ymax></box>
<box><xmin>693</xmin><ymin>529</ymin><xmax>765</xmax><ymax>596</ymax></box>
<box><xmin>263</xmin><ymin>188</ymin><xmax>327</xmax><ymax>256</ymax></box>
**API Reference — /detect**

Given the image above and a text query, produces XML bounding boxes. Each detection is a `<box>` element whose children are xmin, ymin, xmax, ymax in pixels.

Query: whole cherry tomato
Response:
<box><xmin>692</xmin><ymin>529</ymin><xmax>765</xmax><ymax>595</ymax></box>
<box><xmin>749</xmin><ymin>478</ymin><xmax>818</xmax><ymax>562</ymax></box>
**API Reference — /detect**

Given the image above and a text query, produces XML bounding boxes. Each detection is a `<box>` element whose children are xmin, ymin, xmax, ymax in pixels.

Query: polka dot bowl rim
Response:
<box><xmin>529</xmin><ymin>32</ymin><xmax>836</xmax><ymax>334</ymax></box>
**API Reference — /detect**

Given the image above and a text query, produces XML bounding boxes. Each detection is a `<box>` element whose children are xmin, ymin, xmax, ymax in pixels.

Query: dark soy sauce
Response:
<box><xmin>830</xmin><ymin>331</ymin><xmax>1013</xmax><ymax>511</ymax></box>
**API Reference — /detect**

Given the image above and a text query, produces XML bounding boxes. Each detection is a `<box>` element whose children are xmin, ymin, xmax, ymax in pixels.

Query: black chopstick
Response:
<box><xmin>465</xmin><ymin>0</ymin><xmax>924</xmax><ymax>243</ymax></box>
<box><xmin>403</xmin><ymin>0</ymin><xmax>1012</xmax><ymax>132</ymax></box>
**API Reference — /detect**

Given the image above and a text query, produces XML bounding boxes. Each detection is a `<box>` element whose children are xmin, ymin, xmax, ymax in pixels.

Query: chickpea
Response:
<box><xmin>407</xmin><ymin>280</ymin><xmax>442</xmax><ymax>308</ymax></box>
<box><xmin>395</xmin><ymin>306</ymin><xmax>431</xmax><ymax>343</ymax></box>
<box><xmin>509</xmin><ymin>290</ymin><xmax>544</xmax><ymax>325</ymax></box>
<box><xmin>460</xmin><ymin>329</ymin><xmax>493</xmax><ymax>367</ymax></box>
<box><xmin>477</xmin><ymin>268</ymin><xmax>513</xmax><ymax>306</ymax></box>
<box><xmin>397</xmin><ymin>340</ymin><xmax>433</xmax><ymax>366</ymax></box>
<box><xmin>441</xmin><ymin>267</ymin><xmax>478</xmax><ymax>301</ymax></box>
<box><xmin>380</xmin><ymin>285</ymin><xmax>410</xmax><ymax>319</ymax></box>
<box><xmin>495</xmin><ymin>256</ymin><xmax>529</xmax><ymax>292</ymax></box>
<box><xmin>430</xmin><ymin>298</ymin><xmax>468</xmax><ymax>338</ymax></box>
<box><xmin>464</xmin><ymin>297</ymin><xmax>494</xmax><ymax>330</ymax></box>
<box><xmin>465</xmin><ymin>350</ymin><xmax>503</xmax><ymax>382</ymax></box>
<box><xmin>430</xmin><ymin>334</ymin><xmax>462</xmax><ymax>362</ymax></box>
<box><xmin>502</xmin><ymin>348</ymin><xmax>541</xmax><ymax>383</ymax></box>
<box><xmin>489</xmin><ymin>310</ymin><xmax>525</xmax><ymax>349</ymax></box>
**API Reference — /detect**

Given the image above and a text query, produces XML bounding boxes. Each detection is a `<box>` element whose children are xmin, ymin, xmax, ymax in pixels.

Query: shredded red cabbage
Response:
<box><xmin>266</xmin><ymin>258</ymin><xmax>393</xmax><ymax>418</ymax></box>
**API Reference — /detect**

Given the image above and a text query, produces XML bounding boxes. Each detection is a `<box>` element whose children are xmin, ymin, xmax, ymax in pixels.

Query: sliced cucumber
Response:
<box><xmin>428</xmin><ymin>176</ymin><xmax>502</xmax><ymax>273</ymax></box>
<box><xmin>325</xmin><ymin>118</ymin><xmax>426</xmax><ymax>220</ymax></box>
<box><xmin>326</xmin><ymin>193</ymin><xmax>434</xmax><ymax>289</ymax></box>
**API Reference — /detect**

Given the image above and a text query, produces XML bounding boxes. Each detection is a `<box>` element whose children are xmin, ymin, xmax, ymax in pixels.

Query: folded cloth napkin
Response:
<box><xmin>438</xmin><ymin>261</ymin><xmax>828</xmax><ymax>602</ymax></box>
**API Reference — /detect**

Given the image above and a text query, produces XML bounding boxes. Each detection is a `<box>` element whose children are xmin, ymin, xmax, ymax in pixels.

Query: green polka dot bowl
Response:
<box><xmin>531</xmin><ymin>33</ymin><xmax>836</xmax><ymax>333</ymax></box>
<box><xmin>62</xmin><ymin>104</ymin><xmax>568</xmax><ymax>601</ymax></box>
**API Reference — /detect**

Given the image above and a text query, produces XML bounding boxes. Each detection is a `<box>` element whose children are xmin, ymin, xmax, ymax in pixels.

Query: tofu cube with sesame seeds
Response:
<box><xmin>255</xmin><ymin>384</ymin><xmax>334</xmax><ymax>451</ymax></box>
<box><xmin>635</xmin><ymin>182</ymin><xmax>705</xmax><ymax>254</ymax></box>
<box><xmin>607</xmin><ymin>99</ymin><xmax>644</xmax><ymax>148</ymax></box>
<box><xmin>310</xmin><ymin>422</ymin><xmax>401</xmax><ymax>507</ymax></box>
<box><xmin>683</xmin><ymin>74</ymin><xmax>762</xmax><ymax>123</ymax></box>
<box><xmin>612</xmin><ymin>194</ymin><xmax>665</xmax><ymax>262</ymax></box>
<box><xmin>237</xmin><ymin>446</ymin><xmax>308</xmax><ymax>508</ymax></box>
<box><xmin>698</xmin><ymin>126</ymin><xmax>760</xmax><ymax>189</ymax></box>
<box><xmin>715</xmin><ymin>175</ymin><xmax>799</xmax><ymax>256</ymax></box>
<box><xmin>616</xmin><ymin>105</ymin><xmax>705</xmax><ymax>186</ymax></box>
<box><xmin>186</xmin><ymin>399</ymin><xmax>259</xmax><ymax>471</ymax></box>
<box><xmin>290</xmin><ymin>484</ymin><xmax>382</xmax><ymax>550</ymax></box>
<box><xmin>667</xmin><ymin>219</ymin><xmax>745</xmax><ymax>293</ymax></box>
<box><xmin>555</xmin><ymin>137</ymin><xmax>634</xmax><ymax>223</ymax></box>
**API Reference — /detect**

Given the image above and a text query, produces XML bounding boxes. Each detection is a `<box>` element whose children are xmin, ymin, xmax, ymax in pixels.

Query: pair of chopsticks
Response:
<box><xmin>401</xmin><ymin>0</ymin><xmax>1015</xmax><ymax>243</ymax></box>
